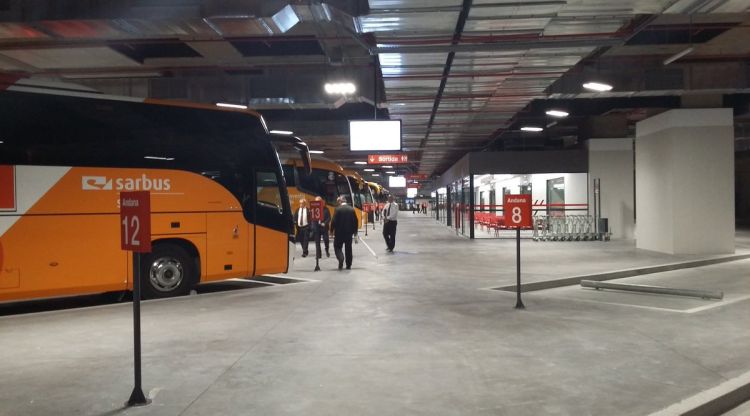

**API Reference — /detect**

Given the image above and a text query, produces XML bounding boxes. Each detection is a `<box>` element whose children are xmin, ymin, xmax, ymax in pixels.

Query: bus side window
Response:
<box><xmin>336</xmin><ymin>173</ymin><xmax>352</xmax><ymax>205</ymax></box>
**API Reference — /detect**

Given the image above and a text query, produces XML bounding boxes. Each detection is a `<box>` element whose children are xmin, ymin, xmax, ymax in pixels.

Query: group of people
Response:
<box><xmin>410</xmin><ymin>203</ymin><xmax>428</xmax><ymax>214</ymax></box>
<box><xmin>295</xmin><ymin>195</ymin><xmax>400</xmax><ymax>270</ymax></box>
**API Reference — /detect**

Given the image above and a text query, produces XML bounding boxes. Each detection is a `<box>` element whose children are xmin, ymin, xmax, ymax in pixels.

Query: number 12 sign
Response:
<box><xmin>504</xmin><ymin>194</ymin><xmax>532</xmax><ymax>228</ymax></box>
<box><xmin>120</xmin><ymin>191</ymin><xmax>152</xmax><ymax>253</ymax></box>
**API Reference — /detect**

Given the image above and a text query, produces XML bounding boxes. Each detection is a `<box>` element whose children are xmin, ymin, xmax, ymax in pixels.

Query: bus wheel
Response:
<box><xmin>141</xmin><ymin>244</ymin><xmax>194</xmax><ymax>299</ymax></box>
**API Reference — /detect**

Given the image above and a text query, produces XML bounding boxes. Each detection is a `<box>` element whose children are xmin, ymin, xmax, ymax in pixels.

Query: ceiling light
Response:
<box><xmin>216</xmin><ymin>102</ymin><xmax>247</xmax><ymax>109</ymax></box>
<box><xmin>582</xmin><ymin>82</ymin><xmax>613</xmax><ymax>92</ymax></box>
<box><xmin>521</xmin><ymin>126</ymin><xmax>543</xmax><ymax>132</ymax></box>
<box><xmin>324</xmin><ymin>82</ymin><xmax>356</xmax><ymax>95</ymax></box>
<box><xmin>386</xmin><ymin>171</ymin><xmax>396</xmax><ymax>174</ymax></box>
<box><xmin>0</xmin><ymin>141</ymin><xmax>4</xmax><ymax>144</ymax></box>
<box><xmin>664</xmin><ymin>47</ymin><xmax>694</xmax><ymax>66</ymax></box>
<box><xmin>364</xmin><ymin>168</ymin><xmax>375</xmax><ymax>172</ymax></box>
<box><xmin>270</xmin><ymin>130</ymin><xmax>293</xmax><ymax>135</ymax></box>
<box><xmin>545</xmin><ymin>110</ymin><xmax>569</xmax><ymax>118</ymax></box>
<box><xmin>382</xmin><ymin>165</ymin><xmax>393</xmax><ymax>168</ymax></box>
<box><xmin>354</xmin><ymin>161</ymin><xmax>367</xmax><ymax>165</ymax></box>
<box><xmin>371</xmin><ymin>173</ymin><xmax>380</xmax><ymax>177</ymax></box>
<box><xmin>309</xmin><ymin>150</ymin><xmax>324</xmax><ymax>154</ymax></box>
<box><xmin>144</xmin><ymin>156</ymin><xmax>175</xmax><ymax>161</ymax></box>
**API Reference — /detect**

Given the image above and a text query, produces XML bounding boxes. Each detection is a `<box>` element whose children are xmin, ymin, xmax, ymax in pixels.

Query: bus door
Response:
<box><xmin>253</xmin><ymin>169</ymin><xmax>290</xmax><ymax>275</ymax></box>
<box><xmin>205</xmin><ymin>171</ymin><xmax>251</xmax><ymax>282</ymax></box>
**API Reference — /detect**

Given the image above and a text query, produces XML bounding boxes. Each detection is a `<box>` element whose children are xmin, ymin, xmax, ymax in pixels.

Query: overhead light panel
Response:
<box><xmin>386</xmin><ymin>171</ymin><xmax>396</xmax><ymax>174</ymax></box>
<box><xmin>216</xmin><ymin>102</ymin><xmax>247</xmax><ymax>109</ymax></box>
<box><xmin>270</xmin><ymin>130</ymin><xmax>294</xmax><ymax>135</ymax></box>
<box><xmin>545</xmin><ymin>110</ymin><xmax>569</xmax><ymax>118</ymax></box>
<box><xmin>309</xmin><ymin>150</ymin><xmax>324</xmax><ymax>154</ymax></box>
<box><xmin>663</xmin><ymin>47</ymin><xmax>694</xmax><ymax>66</ymax></box>
<box><xmin>371</xmin><ymin>173</ymin><xmax>380</xmax><ymax>177</ymax></box>
<box><xmin>144</xmin><ymin>156</ymin><xmax>175</xmax><ymax>161</ymax></box>
<box><xmin>324</xmin><ymin>82</ymin><xmax>356</xmax><ymax>95</ymax></box>
<box><xmin>382</xmin><ymin>165</ymin><xmax>393</xmax><ymax>168</ymax></box>
<box><xmin>582</xmin><ymin>82</ymin><xmax>613</xmax><ymax>92</ymax></box>
<box><xmin>354</xmin><ymin>161</ymin><xmax>367</xmax><ymax>165</ymax></box>
<box><xmin>364</xmin><ymin>168</ymin><xmax>375</xmax><ymax>172</ymax></box>
<box><xmin>520</xmin><ymin>126</ymin><xmax>543</xmax><ymax>132</ymax></box>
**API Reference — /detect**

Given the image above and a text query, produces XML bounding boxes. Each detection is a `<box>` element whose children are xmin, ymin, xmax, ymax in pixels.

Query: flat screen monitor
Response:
<box><xmin>349</xmin><ymin>120</ymin><xmax>402</xmax><ymax>151</ymax></box>
<box><xmin>389</xmin><ymin>176</ymin><xmax>406</xmax><ymax>188</ymax></box>
<box><xmin>407</xmin><ymin>188</ymin><xmax>418</xmax><ymax>198</ymax></box>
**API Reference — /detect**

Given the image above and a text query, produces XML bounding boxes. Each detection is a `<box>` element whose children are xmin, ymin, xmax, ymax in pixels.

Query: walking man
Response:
<box><xmin>382</xmin><ymin>195</ymin><xmax>399</xmax><ymax>252</ymax></box>
<box><xmin>331</xmin><ymin>196</ymin><xmax>358</xmax><ymax>270</ymax></box>
<box><xmin>295</xmin><ymin>199</ymin><xmax>311</xmax><ymax>257</ymax></box>
<box><xmin>313</xmin><ymin>196</ymin><xmax>331</xmax><ymax>258</ymax></box>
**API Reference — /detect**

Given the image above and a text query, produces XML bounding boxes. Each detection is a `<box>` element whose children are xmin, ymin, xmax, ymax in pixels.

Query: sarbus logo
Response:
<box><xmin>82</xmin><ymin>174</ymin><xmax>171</xmax><ymax>192</ymax></box>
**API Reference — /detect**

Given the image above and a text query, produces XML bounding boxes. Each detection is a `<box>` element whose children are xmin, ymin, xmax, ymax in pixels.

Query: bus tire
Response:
<box><xmin>141</xmin><ymin>244</ymin><xmax>195</xmax><ymax>299</ymax></box>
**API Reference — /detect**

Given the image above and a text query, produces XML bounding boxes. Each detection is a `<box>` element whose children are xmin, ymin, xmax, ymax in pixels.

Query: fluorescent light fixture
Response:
<box><xmin>372</xmin><ymin>173</ymin><xmax>380</xmax><ymax>177</ymax></box>
<box><xmin>545</xmin><ymin>110</ymin><xmax>569</xmax><ymax>118</ymax></box>
<box><xmin>389</xmin><ymin>176</ymin><xmax>407</xmax><ymax>188</ymax></box>
<box><xmin>382</xmin><ymin>165</ymin><xmax>393</xmax><ymax>168</ymax></box>
<box><xmin>324</xmin><ymin>82</ymin><xmax>356</xmax><ymax>95</ymax></box>
<box><xmin>364</xmin><ymin>168</ymin><xmax>375</xmax><ymax>172</ymax></box>
<box><xmin>520</xmin><ymin>126</ymin><xmax>543</xmax><ymax>132</ymax></box>
<box><xmin>386</xmin><ymin>171</ymin><xmax>396</xmax><ymax>174</ymax></box>
<box><xmin>0</xmin><ymin>141</ymin><xmax>4</xmax><ymax>144</ymax></box>
<box><xmin>216</xmin><ymin>102</ymin><xmax>247</xmax><ymax>109</ymax></box>
<box><xmin>664</xmin><ymin>47</ymin><xmax>694</xmax><ymax>66</ymax></box>
<box><xmin>144</xmin><ymin>156</ymin><xmax>175</xmax><ymax>161</ymax></box>
<box><xmin>582</xmin><ymin>82</ymin><xmax>613</xmax><ymax>92</ymax></box>
<box><xmin>270</xmin><ymin>130</ymin><xmax>293</xmax><ymax>135</ymax></box>
<box><xmin>309</xmin><ymin>150</ymin><xmax>324</xmax><ymax>154</ymax></box>
<box><xmin>349</xmin><ymin>120</ymin><xmax>402</xmax><ymax>151</ymax></box>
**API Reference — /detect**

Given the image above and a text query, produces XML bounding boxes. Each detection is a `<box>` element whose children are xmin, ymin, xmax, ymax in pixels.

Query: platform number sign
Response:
<box><xmin>309</xmin><ymin>200</ymin><xmax>324</xmax><ymax>222</ymax></box>
<box><xmin>120</xmin><ymin>191</ymin><xmax>151</xmax><ymax>253</ymax></box>
<box><xmin>504</xmin><ymin>194</ymin><xmax>532</xmax><ymax>228</ymax></box>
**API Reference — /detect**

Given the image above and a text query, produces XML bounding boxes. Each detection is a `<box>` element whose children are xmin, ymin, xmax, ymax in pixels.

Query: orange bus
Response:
<box><xmin>279</xmin><ymin>154</ymin><xmax>355</xmax><ymax>229</ymax></box>
<box><xmin>0</xmin><ymin>82</ymin><xmax>309</xmax><ymax>302</ymax></box>
<box><xmin>343</xmin><ymin>169</ymin><xmax>374</xmax><ymax>228</ymax></box>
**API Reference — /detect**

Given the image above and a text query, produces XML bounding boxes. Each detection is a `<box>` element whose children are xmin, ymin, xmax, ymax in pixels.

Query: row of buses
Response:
<box><xmin>0</xmin><ymin>79</ymin><xmax>388</xmax><ymax>304</ymax></box>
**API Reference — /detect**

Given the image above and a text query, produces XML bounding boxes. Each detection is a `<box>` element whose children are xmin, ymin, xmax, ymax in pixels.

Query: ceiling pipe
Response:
<box><xmin>416</xmin><ymin>0</ymin><xmax>473</xmax><ymax>173</ymax></box>
<box><xmin>376</xmin><ymin>37</ymin><xmax>622</xmax><ymax>54</ymax></box>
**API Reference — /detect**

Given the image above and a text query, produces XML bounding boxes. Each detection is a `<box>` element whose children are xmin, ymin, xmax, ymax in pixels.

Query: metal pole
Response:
<box><xmin>127</xmin><ymin>253</ymin><xmax>149</xmax><ymax>407</ymax></box>
<box><xmin>515</xmin><ymin>228</ymin><xmax>525</xmax><ymax>309</ymax></box>
<box><xmin>469</xmin><ymin>175</ymin><xmax>475</xmax><ymax>239</ymax></box>
<box><xmin>580</xmin><ymin>280</ymin><xmax>724</xmax><ymax>300</ymax></box>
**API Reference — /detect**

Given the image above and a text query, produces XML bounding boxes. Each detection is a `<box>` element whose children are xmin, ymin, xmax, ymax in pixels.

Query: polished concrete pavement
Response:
<box><xmin>1</xmin><ymin>213</ymin><xmax>749</xmax><ymax>415</ymax></box>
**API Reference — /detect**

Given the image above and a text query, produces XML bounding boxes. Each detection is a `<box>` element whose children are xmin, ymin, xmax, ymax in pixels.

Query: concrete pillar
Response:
<box><xmin>587</xmin><ymin>138</ymin><xmax>635</xmax><ymax>240</ymax></box>
<box><xmin>635</xmin><ymin>108</ymin><xmax>734</xmax><ymax>254</ymax></box>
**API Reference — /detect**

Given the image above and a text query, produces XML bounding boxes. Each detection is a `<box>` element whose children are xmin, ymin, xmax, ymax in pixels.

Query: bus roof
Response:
<box><xmin>279</xmin><ymin>153</ymin><xmax>345</xmax><ymax>174</ymax></box>
<box><xmin>3</xmin><ymin>79</ymin><xmax>267</xmax><ymax>126</ymax></box>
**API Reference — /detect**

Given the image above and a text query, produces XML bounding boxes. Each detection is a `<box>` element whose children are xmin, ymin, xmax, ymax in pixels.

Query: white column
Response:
<box><xmin>587</xmin><ymin>138</ymin><xmax>635</xmax><ymax>240</ymax></box>
<box><xmin>635</xmin><ymin>109</ymin><xmax>734</xmax><ymax>254</ymax></box>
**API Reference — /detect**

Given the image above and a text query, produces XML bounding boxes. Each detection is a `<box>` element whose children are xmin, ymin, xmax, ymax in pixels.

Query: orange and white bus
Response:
<box><xmin>279</xmin><ymin>154</ymin><xmax>355</xmax><ymax>228</ymax></box>
<box><xmin>0</xmin><ymin>81</ymin><xmax>309</xmax><ymax>302</ymax></box>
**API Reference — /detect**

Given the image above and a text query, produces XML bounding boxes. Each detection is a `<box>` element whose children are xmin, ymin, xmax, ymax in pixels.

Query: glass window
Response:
<box><xmin>257</xmin><ymin>171</ymin><xmax>283</xmax><ymax>210</ymax></box>
<box><xmin>255</xmin><ymin>170</ymin><xmax>290</xmax><ymax>232</ymax></box>
<box><xmin>297</xmin><ymin>168</ymin><xmax>344</xmax><ymax>205</ymax></box>
<box><xmin>281</xmin><ymin>165</ymin><xmax>296</xmax><ymax>187</ymax></box>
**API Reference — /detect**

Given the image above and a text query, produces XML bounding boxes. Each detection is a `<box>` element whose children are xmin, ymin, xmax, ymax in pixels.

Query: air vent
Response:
<box><xmin>230</xmin><ymin>38</ymin><xmax>324</xmax><ymax>57</ymax></box>
<box><xmin>111</xmin><ymin>42</ymin><xmax>201</xmax><ymax>63</ymax></box>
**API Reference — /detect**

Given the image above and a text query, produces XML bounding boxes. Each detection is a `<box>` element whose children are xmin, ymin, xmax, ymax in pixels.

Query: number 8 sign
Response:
<box><xmin>503</xmin><ymin>194</ymin><xmax>532</xmax><ymax>228</ymax></box>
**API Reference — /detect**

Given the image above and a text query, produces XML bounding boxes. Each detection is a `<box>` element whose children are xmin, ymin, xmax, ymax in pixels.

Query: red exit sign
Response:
<box><xmin>120</xmin><ymin>191</ymin><xmax>152</xmax><ymax>253</ymax></box>
<box><xmin>368</xmin><ymin>154</ymin><xmax>408</xmax><ymax>164</ymax></box>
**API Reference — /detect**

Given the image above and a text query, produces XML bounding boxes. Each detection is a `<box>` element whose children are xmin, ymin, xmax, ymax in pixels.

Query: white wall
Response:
<box><xmin>588</xmin><ymin>138</ymin><xmax>635</xmax><ymax>240</ymax></box>
<box><xmin>635</xmin><ymin>108</ymin><xmax>734</xmax><ymax>254</ymax></box>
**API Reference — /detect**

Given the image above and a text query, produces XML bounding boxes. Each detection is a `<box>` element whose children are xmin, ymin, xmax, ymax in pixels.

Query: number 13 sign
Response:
<box><xmin>504</xmin><ymin>194</ymin><xmax>532</xmax><ymax>228</ymax></box>
<box><xmin>120</xmin><ymin>191</ymin><xmax>152</xmax><ymax>253</ymax></box>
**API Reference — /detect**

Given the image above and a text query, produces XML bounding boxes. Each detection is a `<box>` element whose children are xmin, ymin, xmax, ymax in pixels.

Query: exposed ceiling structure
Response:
<box><xmin>1</xmin><ymin>0</ymin><xmax>750</xmax><ymax>190</ymax></box>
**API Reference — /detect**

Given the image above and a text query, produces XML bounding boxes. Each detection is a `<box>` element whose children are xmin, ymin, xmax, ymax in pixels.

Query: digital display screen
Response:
<box><xmin>389</xmin><ymin>176</ymin><xmax>406</xmax><ymax>188</ymax></box>
<box><xmin>349</xmin><ymin>120</ymin><xmax>402</xmax><ymax>151</ymax></box>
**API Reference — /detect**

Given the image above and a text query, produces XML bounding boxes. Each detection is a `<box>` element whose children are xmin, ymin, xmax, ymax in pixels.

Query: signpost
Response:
<box><xmin>119</xmin><ymin>191</ymin><xmax>151</xmax><ymax>407</ymax></box>
<box><xmin>367</xmin><ymin>154</ymin><xmax>409</xmax><ymax>164</ymax></box>
<box><xmin>309</xmin><ymin>200</ymin><xmax>323</xmax><ymax>272</ymax></box>
<box><xmin>406</xmin><ymin>173</ymin><xmax>428</xmax><ymax>181</ymax></box>
<box><xmin>504</xmin><ymin>194</ymin><xmax>532</xmax><ymax>310</ymax></box>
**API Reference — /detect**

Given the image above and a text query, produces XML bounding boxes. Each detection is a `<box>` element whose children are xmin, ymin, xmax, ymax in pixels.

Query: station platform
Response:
<box><xmin>1</xmin><ymin>213</ymin><xmax>749</xmax><ymax>415</ymax></box>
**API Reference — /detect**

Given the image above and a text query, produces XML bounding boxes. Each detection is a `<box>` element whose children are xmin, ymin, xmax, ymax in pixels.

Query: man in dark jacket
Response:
<box><xmin>330</xmin><ymin>196</ymin><xmax>358</xmax><ymax>270</ymax></box>
<box><xmin>312</xmin><ymin>196</ymin><xmax>331</xmax><ymax>258</ymax></box>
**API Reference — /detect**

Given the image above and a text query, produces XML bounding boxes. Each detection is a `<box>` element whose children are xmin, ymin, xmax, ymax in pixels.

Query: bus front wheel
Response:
<box><xmin>141</xmin><ymin>244</ymin><xmax>195</xmax><ymax>299</ymax></box>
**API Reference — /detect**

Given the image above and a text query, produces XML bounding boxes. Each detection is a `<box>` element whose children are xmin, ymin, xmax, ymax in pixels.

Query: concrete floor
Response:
<box><xmin>1</xmin><ymin>213</ymin><xmax>749</xmax><ymax>415</ymax></box>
